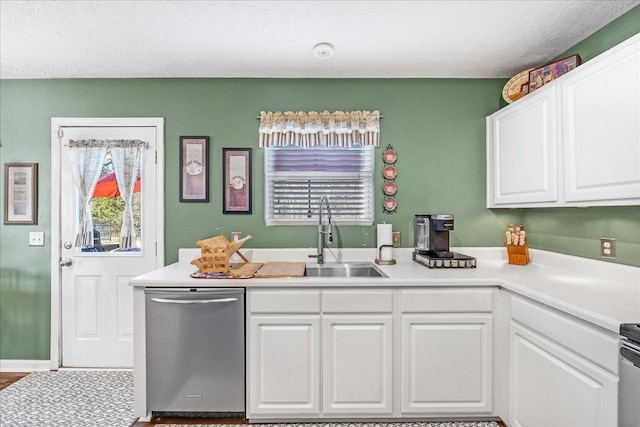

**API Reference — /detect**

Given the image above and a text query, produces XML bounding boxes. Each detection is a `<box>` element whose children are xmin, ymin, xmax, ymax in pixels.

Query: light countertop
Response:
<box><xmin>130</xmin><ymin>247</ymin><xmax>640</xmax><ymax>333</ymax></box>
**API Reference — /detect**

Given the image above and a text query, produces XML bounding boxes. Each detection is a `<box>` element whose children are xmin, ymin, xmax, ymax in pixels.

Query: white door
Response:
<box><xmin>51</xmin><ymin>118</ymin><xmax>164</xmax><ymax>368</ymax></box>
<box><xmin>322</xmin><ymin>315</ymin><xmax>393</xmax><ymax>415</ymax></box>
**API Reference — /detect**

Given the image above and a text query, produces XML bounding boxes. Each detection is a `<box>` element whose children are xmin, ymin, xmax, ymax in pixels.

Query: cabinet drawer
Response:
<box><xmin>323</xmin><ymin>290</ymin><xmax>393</xmax><ymax>313</ymax></box>
<box><xmin>511</xmin><ymin>295</ymin><xmax>619</xmax><ymax>373</ymax></box>
<box><xmin>401</xmin><ymin>289</ymin><xmax>493</xmax><ymax>313</ymax></box>
<box><xmin>249</xmin><ymin>290</ymin><xmax>321</xmax><ymax>314</ymax></box>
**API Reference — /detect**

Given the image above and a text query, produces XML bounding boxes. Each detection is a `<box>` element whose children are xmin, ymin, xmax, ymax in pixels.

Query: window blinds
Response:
<box><xmin>265</xmin><ymin>145</ymin><xmax>375</xmax><ymax>226</ymax></box>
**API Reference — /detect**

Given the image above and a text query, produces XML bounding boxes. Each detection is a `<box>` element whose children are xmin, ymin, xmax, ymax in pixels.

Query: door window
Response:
<box><xmin>75</xmin><ymin>149</ymin><xmax>142</xmax><ymax>254</ymax></box>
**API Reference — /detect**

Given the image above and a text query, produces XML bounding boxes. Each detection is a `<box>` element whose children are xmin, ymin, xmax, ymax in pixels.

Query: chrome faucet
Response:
<box><xmin>309</xmin><ymin>196</ymin><xmax>333</xmax><ymax>264</ymax></box>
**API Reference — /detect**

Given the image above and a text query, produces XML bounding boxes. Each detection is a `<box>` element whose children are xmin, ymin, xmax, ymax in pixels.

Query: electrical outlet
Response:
<box><xmin>600</xmin><ymin>237</ymin><xmax>616</xmax><ymax>259</ymax></box>
<box><xmin>29</xmin><ymin>231</ymin><xmax>45</xmax><ymax>246</ymax></box>
<box><xmin>392</xmin><ymin>232</ymin><xmax>401</xmax><ymax>248</ymax></box>
<box><xmin>231</xmin><ymin>232</ymin><xmax>241</xmax><ymax>241</ymax></box>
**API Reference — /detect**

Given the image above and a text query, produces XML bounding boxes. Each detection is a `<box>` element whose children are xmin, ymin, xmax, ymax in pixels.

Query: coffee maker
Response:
<box><xmin>412</xmin><ymin>214</ymin><xmax>477</xmax><ymax>268</ymax></box>
<box><xmin>414</xmin><ymin>214</ymin><xmax>454</xmax><ymax>258</ymax></box>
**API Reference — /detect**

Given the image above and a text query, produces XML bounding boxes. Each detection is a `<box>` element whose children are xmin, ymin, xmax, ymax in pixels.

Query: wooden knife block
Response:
<box><xmin>507</xmin><ymin>242</ymin><xmax>530</xmax><ymax>266</ymax></box>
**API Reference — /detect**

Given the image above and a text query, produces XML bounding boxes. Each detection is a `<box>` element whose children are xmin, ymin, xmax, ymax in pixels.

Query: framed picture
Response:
<box><xmin>4</xmin><ymin>163</ymin><xmax>38</xmax><ymax>225</ymax></box>
<box><xmin>223</xmin><ymin>148</ymin><xmax>252</xmax><ymax>214</ymax></box>
<box><xmin>179</xmin><ymin>136</ymin><xmax>209</xmax><ymax>202</ymax></box>
<box><xmin>529</xmin><ymin>54</ymin><xmax>581</xmax><ymax>92</ymax></box>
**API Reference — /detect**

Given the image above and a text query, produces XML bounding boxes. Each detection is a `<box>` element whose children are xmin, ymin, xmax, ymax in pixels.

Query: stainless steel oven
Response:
<box><xmin>619</xmin><ymin>323</ymin><xmax>640</xmax><ymax>427</ymax></box>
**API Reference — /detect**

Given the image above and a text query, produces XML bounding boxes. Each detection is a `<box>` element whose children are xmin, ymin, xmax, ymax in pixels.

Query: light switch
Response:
<box><xmin>29</xmin><ymin>231</ymin><xmax>45</xmax><ymax>246</ymax></box>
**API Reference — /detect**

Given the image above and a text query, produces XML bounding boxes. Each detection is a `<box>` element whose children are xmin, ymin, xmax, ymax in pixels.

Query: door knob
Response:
<box><xmin>59</xmin><ymin>258</ymin><xmax>73</xmax><ymax>267</ymax></box>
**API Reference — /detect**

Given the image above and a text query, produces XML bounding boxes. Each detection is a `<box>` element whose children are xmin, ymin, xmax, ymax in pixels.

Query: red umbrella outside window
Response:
<box><xmin>92</xmin><ymin>172</ymin><xmax>141</xmax><ymax>198</ymax></box>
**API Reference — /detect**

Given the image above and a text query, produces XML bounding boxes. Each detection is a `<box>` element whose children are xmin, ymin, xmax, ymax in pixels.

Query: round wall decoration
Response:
<box><xmin>502</xmin><ymin>68</ymin><xmax>533</xmax><ymax>103</ymax></box>
<box><xmin>381</xmin><ymin>144</ymin><xmax>397</xmax><ymax>214</ymax></box>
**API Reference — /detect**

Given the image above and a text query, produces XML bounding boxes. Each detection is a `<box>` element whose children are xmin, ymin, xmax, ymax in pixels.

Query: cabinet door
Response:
<box><xmin>486</xmin><ymin>85</ymin><xmax>559</xmax><ymax>207</ymax></box>
<box><xmin>562</xmin><ymin>34</ymin><xmax>640</xmax><ymax>204</ymax></box>
<box><xmin>401</xmin><ymin>314</ymin><xmax>493</xmax><ymax>414</ymax></box>
<box><xmin>322</xmin><ymin>315</ymin><xmax>393</xmax><ymax>415</ymax></box>
<box><xmin>509</xmin><ymin>323</ymin><xmax>617</xmax><ymax>427</ymax></box>
<box><xmin>248</xmin><ymin>315</ymin><xmax>320</xmax><ymax>417</ymax></box>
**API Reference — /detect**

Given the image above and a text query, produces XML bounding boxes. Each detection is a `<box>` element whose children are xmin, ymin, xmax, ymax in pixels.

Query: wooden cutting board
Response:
<box><xmin>229</xmin><ymin>262</ymin><xmax>264</xmax><ymax>277</ymax></box>
<box><xmin>255</xmin><ymin>262</ymin><xmax>306</xmax><ymax>278</ymax></box>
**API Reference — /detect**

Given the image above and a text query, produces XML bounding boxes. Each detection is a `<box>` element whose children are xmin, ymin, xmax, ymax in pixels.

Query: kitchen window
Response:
<box><xmin>259</xmin><ymin>110</ymin><xmax>380</xmax><ymax>226</ymax></box>
<box><xmin>264</xmin><ymin>145</ymin><xmax>375</xmax><ymax>226</ymax></box>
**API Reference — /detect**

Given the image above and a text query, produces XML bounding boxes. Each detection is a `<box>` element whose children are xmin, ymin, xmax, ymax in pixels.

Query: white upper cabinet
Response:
<box><xmin>486</xmin><ymin>85</ymin><xmax>559</xmax><ymax>206</ymax></box>
<box><xmin>562</xmin><ymin>35</ymin><xmax>640</xmax><ymax>204</ymax></box>
<box><xmin>487</xmin><ymin>33</ymin><xmax>640</xmax><ymax>208</ymax></box>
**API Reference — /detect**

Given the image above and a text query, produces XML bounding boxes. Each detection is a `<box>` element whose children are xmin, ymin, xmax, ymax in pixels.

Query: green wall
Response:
<box><xmin>1</xmin><ymin>6</ymin><xmax>638</xmax><ymax>361</ymax></box>
<box><xmin>0</xmin><ymin>78</ymin><xmax>518</xmax><ymax>360</ymax></box>
<box><xmin>520</xmin><ymin>5</ymin><xmax>640</xmax><ymax>266</ymax></box>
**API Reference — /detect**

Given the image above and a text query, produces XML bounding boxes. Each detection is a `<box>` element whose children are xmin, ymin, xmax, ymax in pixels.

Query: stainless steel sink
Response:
<box><xmin>304</xmin><ymin>262</ymin><xmax>388</xmax><ymax>278</ymax></box>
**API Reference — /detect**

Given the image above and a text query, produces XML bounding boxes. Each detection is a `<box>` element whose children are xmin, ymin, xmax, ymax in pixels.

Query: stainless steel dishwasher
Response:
<box><xmin>619</xmin><ymin>323</ymin><xmax>640</xmax><ymax>427</ymax></box>
<box><xmin>145</xmin><ymin>287</ymin><xmax>245</xmax><ymax>415</ymax></box>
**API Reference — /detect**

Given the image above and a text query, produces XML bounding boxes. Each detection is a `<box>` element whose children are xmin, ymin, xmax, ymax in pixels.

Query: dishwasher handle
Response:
<box><xmin>150</xmin><ymin>297</ymin><xmax>238</xmax><ymax>305</ymax></box>
<box><xmin>621</xmin><ymin>345</ymin><xmax>640</xmax><ymax>368</ymax></box>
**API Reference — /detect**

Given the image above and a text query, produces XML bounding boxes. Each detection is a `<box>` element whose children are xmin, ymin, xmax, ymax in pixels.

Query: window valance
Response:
<box><xmin>68</xmin><ymin>139</ymin><xmax>148</xmax><ymax>149</ymax></box>
<box><xmin>258</xmin><ymin>110</ymin><xmax>381</xmax><ymax>148</ymax></box>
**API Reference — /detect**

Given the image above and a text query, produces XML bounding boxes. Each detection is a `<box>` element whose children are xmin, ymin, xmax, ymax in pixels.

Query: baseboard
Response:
<box><xmin>0</xmin><ymin>359</ymin><xmax>51</xmax><ymax>372</ymax></box>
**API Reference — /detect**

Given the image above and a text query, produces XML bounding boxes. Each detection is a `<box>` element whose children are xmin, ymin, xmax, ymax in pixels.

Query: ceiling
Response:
<box><xmin>1</xmin><ymin>0</ymin><xmax>638</xmax><ymax>80</ymax></box>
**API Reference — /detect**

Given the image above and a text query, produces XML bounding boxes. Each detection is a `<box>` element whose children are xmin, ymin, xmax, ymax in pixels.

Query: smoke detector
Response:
<box><xmin>313</xmin><ymin>42</ymin><xmax>334</xmax><ymax>59</ymax></box>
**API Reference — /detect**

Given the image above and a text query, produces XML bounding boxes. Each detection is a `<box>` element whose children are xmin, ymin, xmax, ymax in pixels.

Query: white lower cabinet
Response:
<box><xmin>248</xmin><ymin>288</ymin><xmax>495</xmax><ymax>419</ymax></box>
<box><xmin>323</xmin><ymin>315</ymin><xmax>393</xmax><ymax>415</ymax></box>
<box><xmin>508</xmin><ymin>296</ymin><xmax>618</xmax><ymax>427</ymax></box>
<box><xmin>248</xmin><ymin>289</ymin><xmax>394</xmax><ymax>419</ymax></box>
<box><xmin>248</xmin><ymin>290</ymin><xmax>322</xmax><ymax>417</ymax></box>
<box><xmin>249</xmin><ymin>315</ymin><xmax>321</xmax><ymax>416</ymax></box>
<box><xmin>247</xmin><ymin>284</ymin><xmax>621</xmax><ymax>424</ymax></box>
<box><xmin>400</xmin><ymin>289</ymin><xmax>494</xmax><ymax>415</ymax></box>
<box><xmin>401</xmin><ymin>314</ymin><xmax>493</xmax><ymax>414</ymax></box>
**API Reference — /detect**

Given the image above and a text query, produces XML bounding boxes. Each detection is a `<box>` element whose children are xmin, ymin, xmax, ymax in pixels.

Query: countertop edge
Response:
<box><xmin>131</xmin><ymin>248</ymin><xmax>640</xmax><ymax>334</ymax></box>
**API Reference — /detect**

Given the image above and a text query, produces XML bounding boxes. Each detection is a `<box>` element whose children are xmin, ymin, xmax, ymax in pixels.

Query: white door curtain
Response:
<box><xmin>67</xmin><ymin>139</ymin><xmax>146</xmax><ymax>249</ymax></box>
<box><xmin>258</xmin><ymin>110</ymin><xmax>381</xmax><ymax>148</ymax></box>
<box><xmin>109</xmin><ymin>142</ymin><xmax>144</xmax><ymax>250</ymax></box>
<box><xmin>67</xmin><ymin>141</ymin><xmax>108</xmax><ymax>248</ymax></box>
